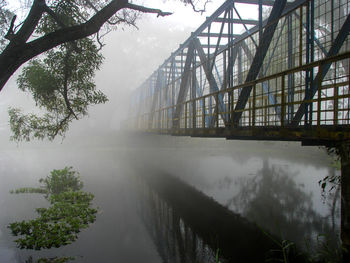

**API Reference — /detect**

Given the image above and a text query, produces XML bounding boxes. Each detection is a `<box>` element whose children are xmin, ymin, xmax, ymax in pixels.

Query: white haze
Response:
<box><xmin>0</xmin><ymin>2</ymin><xmax>339</xmax><ymax>262</ymax></box>
<box><xmin>0</xmin><ymin>0</ymin><xmax>227</xmax><ymax>143</ymax></box>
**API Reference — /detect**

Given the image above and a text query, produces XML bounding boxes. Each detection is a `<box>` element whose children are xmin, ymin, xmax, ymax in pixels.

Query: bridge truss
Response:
<box><xmin>127</xmin><ymin>0</ymin><xmax>350</xmax><ymax>145</ymax></box>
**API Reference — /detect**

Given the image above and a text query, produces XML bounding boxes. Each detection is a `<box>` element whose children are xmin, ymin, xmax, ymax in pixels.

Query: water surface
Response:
<box><xmin>0</xmin><ymin>133</ymin><xmax>340</xmax><ymax>262</ymax></box>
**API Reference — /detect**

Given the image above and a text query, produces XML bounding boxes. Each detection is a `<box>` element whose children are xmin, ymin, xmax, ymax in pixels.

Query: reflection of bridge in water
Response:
<box><xmin>127</xmin><ymin>0</ymin><xmax>350</xmax><ymax>260</ymax></box>
<box><xmin>136</xmin><ymin>171</ymin><xmax>283</xmax><ymax>263</ymax></box>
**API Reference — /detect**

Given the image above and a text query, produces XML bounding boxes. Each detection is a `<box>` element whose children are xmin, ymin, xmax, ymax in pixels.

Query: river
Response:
<box><xmin>0</xmin><ymin>132</ymin><xmax>340</xmax><ymax>262</ymax></box>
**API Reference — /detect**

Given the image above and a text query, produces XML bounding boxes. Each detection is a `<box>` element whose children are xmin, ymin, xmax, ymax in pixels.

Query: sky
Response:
<box><xmin>0</xmin><ymin>0</ymin><xmax>228</xmax><ymax>141</ymax></box>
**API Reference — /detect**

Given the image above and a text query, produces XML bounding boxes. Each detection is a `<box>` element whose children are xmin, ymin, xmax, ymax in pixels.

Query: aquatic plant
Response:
<box><xmin>8</xmin><ymin>167</ymin><xmax>97</xmax><ymax>252</ymax></box>
<box><xmin>26</xmin><ymin>256</ymin><xmax>74</xmax><ymax>263</ymax></box>
<box><xmin>215</xmin><ymin>248</ymin><xmax>222</xmax><ymax>263</ymax></box>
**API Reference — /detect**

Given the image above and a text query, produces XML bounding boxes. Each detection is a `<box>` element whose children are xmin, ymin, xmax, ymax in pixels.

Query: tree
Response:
<box><xmin>0</xmin><ymin>0</ymin><xmax>205</xmax><ymax>141</ymax></box>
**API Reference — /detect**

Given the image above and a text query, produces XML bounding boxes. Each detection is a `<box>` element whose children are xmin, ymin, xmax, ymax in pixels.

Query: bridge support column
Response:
<box><xmin>339</xmin><ymin>142</ymin><xmax>350</xmax><ymax>262</ymax></box>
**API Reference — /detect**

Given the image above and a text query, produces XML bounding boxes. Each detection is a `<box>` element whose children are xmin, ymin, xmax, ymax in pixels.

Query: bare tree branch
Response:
<box><xmin>184</xmin><ymin>0</ymin><xmax>211</xmax><ymax>13</ymax></box>
<box><xmin>125</xmin><ymin>3</ymin><xmax>172</xmax><ymax>17</ymax></box>
<box><xmin>96</xmin><ymin>30</ymin><xmax>105</xmax><ymax>51</ymax></box>
<box><xmin>52</xmin><ymin>112</ymin><xmax>72</xmax><ymax>138</ymax></box>
<box><xmin>10</xmin><ymin>0</ymin><xmax>45</xmax><ymax>44</ymax></box>
<box><xmin>4</xmin><ymin>15</ymin><xmax>16</xmax><ymax>40</ymax></box>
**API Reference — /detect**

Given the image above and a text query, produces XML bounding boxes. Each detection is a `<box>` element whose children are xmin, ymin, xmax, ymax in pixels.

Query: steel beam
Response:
<box><xmin>233</xmin><ymin>0</ymin><xmax>275</xmax><ymax>5</ymax></box>
<box><xmin>201</xmin><ymin>44</ymin><xmax>227</xmax><ymax>49</ymax></box>
<box><xmin>232</xmin><ymin>0</ymin><xmax>287</xmax><ymax>126</ymax></box>
<box><xmin>287</xmin><ymin>14</ymin><xmax>294</xmax><ymax>123</ymax></box>
<box><xmin>148</xmin><ymin>0</ymin><xmax>306</xmax><ymax>81</ymax></box>
<box><xmin>193</xmin><ymin>38</ymin><xmax>228</xmax><ymax>127</ymax></box>
<box><xmin>291</xmin><ymin>13</ymin><xmax>350</xmax><ymax>126</ymax></box>
<box><xmin>172</xmin><ymin>42</ymin><xmax>195</xmax><ymax>128</ymax></box>
<box><xmin>148</xmin><ymin>71</ymin><xmax>164</xmax><ymax>129</ymax></box>
<box><xmin>198</xmin><ymin>33</ymin><xmax>240</xmax><ymax>38</ymax></box>
<box><xmin>213</xmin><ymin>17</ymin><xmax>259</xmax><ymax>25</ymax></box>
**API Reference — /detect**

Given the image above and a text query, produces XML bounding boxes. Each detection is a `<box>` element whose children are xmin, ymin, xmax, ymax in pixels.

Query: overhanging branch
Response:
<box><xmin>11</xmin><ymin>0</ymin><xmax>45</xmax><ymax>44</ymax></box>
<box><xmin>125</xmin><ymin>3</ymin><xmax>172</xmax><ymax>17</ymax></box>
<box><xmin>4</xmin><ymin>15</ymin><xmax>16</xmax><ymax>40</ymax></box>
<box><xmin>183</xmin><ymin>0</ymin><xmax>211</xmax><ymax>13</ymax></box>
<box><xmin>0</xmin><ymin>0</ymin><xmax>128</xmax><ymax>91</ymax></box>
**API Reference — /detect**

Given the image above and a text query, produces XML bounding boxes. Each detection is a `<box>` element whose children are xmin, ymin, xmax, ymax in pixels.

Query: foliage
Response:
<box><xmin>0</xmin><ymin>1</ymin><xmax>13</xmax><ymax>51</ymax></box>
<box><xmin>37</xmin><ymin>257</ymin><xmax>75</xmax><ymax>263</ymax></box>
<box><xmin>10</xmin><ymin>187</ymin><xmax>48</xmax><ymax>195</ymax></box>
<box><xmin>39</xmin><ymin>167</ymin><xmax>83</xmax><ymax>195</ymax></box>
<box><xmin>318</xmin><ymin>146</ymin><xmax>341</xmax><ymax>199</ymax></box>
<box><xmin>26</xmin><ymin>256</ymin><xmax>75</xmax><ymax>263</ymax></box>
<box><xmin>9</xmin><ymin>36</ymin><xmax>107</xmax><ymax>141</ymax></box>
<box><xmin>261</xmin><ymin>227</ymin><xmax>342</xmax><ymax>263</ymax></box>
<box><xmin>215</xmin><ymin>248</ymin><xmax>222</xmax><ymax>263</ymax></box>
<box><xmin>318</xmin><ymin>173</ymin><xmax>340</xmax><ymax>196</ymax></box>
<box><xmin>8</xmin><ymin>167</ymin><xmax>97</xmax><ymax>251</ymax></box>
<box><xmin>307</xmin><ymin>235</ymin><xmax>343</xmax><ymax>263</ymax></box>
<box><xmin>3</xmin><ymin>0</ymin><xmax>112</xmax><ymax>141</ymax></box>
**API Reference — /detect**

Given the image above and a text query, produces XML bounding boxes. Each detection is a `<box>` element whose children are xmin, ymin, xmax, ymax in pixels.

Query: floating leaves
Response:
<box><xmin>8</xmin><ymin>167</ymin><xmax>97</xmax><ymax>251</ymax></box>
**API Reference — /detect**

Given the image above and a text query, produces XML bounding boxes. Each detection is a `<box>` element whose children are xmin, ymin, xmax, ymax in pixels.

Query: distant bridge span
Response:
<box><xmin>127</xmin><ymin>0</ymin><xmax>350</xmax><ymax>146</ymax></box>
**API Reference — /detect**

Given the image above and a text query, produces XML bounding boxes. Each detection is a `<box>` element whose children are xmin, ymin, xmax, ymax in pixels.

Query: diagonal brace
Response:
<box><xmin>149</xmin><ymin>70</ymin><xmax>164</xmax><ymax>129</ymax></box>
<box><xmin>232</xmin><ymin>0</ymin><xmax>287</xmax><ymax>126</ymax></box>
<box><xmin>172</xmin><ymin>41</ymin><xmax>195</xmax><ymax>128</ymax></box>
<box><xmin>193</xmin><ymin>38</ymin><xmax>228</xmax><ymax>127</ymax></box>
<box><xmin>291</xmin><ymin>13</ymin><xmax>350</xmax><ymax>126</ymax></box>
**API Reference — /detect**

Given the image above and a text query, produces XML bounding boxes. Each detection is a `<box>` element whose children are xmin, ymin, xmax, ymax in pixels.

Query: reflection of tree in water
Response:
<box><xmin>321</xmin><ymin>166</ymin><xmax>341</xmax><ymax>234</ymax></box>
<box><xmin>228</xmin><ymin>159</ymin><xmax>339</xmax><ymax>251</ymax></box>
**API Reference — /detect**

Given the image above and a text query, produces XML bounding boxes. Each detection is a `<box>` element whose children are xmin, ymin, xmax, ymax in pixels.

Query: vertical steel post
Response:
<box><xmin>317</xmin><ymin>64</ymin><xmax>322</xmax><ymax>127</ymax></box>
<box><xmin>281</xmin><ymin>74</ymin><xmax>285</xmax><ymax>127</ymax></box>
<box><xmin>253</xmin><ymin>84</ymin><xmax>256</xmax><ymax>127</ymax></box>
<box><xmin>238</xmin><ymin>44</ymin><xmax>242</xmax><ymax>85</ymax></box>
<box><xmin>202</xmin><ymin>97</ymin><xmax>205</xmax><ymax>128</ymax></box>
<box><xmin>299</xmin><ymin>5</ymin><xmax>303</xmax><ymax>67</ymax></box>
<box><xmin>309</xmin><ymin>0</ymin><xmax>315</xmax><ymax>123</ymax></box>
<box><xmin>185</xmin><ymin>102</ymin><xmax>187</xmax><ymax>130</ymax></box>
<box><xmin>192</xmin><ymin>71</ymin><xmax>196</xmax><ymax>129</ymax></box>
<box><xmin>305</xmin><ymin>1</ymin><xmax>310</xmax><ymax>125</ymax></box>
<box><xmin>259</xmin><ymin>0</ymin><xmax>263</xmax><ymax>41</ymax></box>
<box><xmin>334</xmin><ymin>75</ymin><xmax>339</xmax><ymax>125</ymax></box>
<box><xmin>287</xmin><ymin>14</ymin><xmax>295</xmax><ymax>123</ymax></box>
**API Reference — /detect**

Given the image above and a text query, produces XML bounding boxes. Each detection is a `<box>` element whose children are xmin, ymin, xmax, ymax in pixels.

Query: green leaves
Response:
<box><xmin>17</xmin><ymin>60</ymin><xmax>59</xmax><ymax>105</ymax></box>
<box><xmin>8</xmin><ymin>167</ymin><xmax>97</xmax><ymax>251</ymax></box>
<box><xmin>10</xmin><ymin>187</ymin><xmax>48</xmax><ymax>195</ymax></box>
<box><xmin>9</xmin><ymin>29</ymin><xmax>107</xmax><ymax>142</ymax></box>
<box><xmin>8</xmin><ymin>108</ymin><xmax>66</xmax><ymax>141</ymax></box>
<box><xmin>39</xmin><ymin>167</ymin><xmax>84</xmax><ymax>195</ymax></box>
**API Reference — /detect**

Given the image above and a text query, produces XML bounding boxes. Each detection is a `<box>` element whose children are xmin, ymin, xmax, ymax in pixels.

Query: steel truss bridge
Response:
<box><xmin>127</xmin><ymin>0</ymin><xmax>350</xmax><ymax>146</ymax></box>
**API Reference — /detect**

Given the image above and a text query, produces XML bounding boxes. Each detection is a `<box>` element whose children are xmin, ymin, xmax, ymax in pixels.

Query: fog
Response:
<box><xmin>0</xmin><ymin>1</ymin><xmax>340</xmax><ymax>262</ymax></box>
<box><xmin>0</xmin><ymin>132</ymin><xmax>339</xmax><ymax>262</ymax></box>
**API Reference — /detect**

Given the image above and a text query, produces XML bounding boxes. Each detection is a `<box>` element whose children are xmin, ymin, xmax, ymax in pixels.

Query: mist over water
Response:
<box><xmin>0</xmin><ymin>131</ymin><xmax>339</xmax><ymax>262</ymax></box>
<box><xmin>0</xmin><ymin>1</ymin><xmax>341</xmax><ymax>261</ymax></box>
